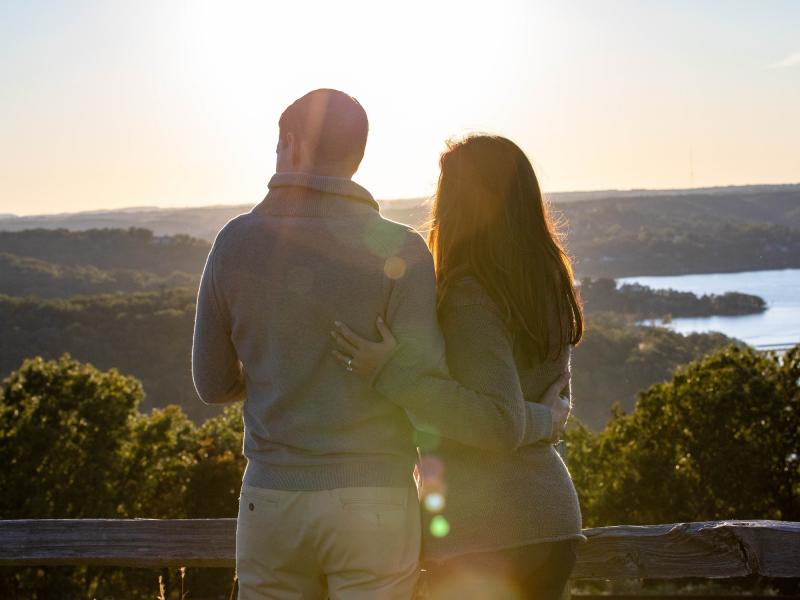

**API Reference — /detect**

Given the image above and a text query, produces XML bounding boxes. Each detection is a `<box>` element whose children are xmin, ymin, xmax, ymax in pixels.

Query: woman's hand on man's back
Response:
<box><xmin>331</xmin><ymin>317</ymin><xmax>398</xmax><ymax>380</ymax></box>
<box><xmin>541</xmin><ymin>371</ymin><xmax>572</xmax><ymax>442</ymax></box>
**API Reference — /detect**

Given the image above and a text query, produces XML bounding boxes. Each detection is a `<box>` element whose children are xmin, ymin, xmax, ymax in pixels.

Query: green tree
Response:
<box><xmin>567</xmin><ymin>344</ymin><xmax>800</xmax><ymax>526</ymax></box>
<box><xmin>571</xmin><ymin>313</ymin><xmax>731</xmax><ymax>428</ymax></box>
<box><xmin>0</xmin><ymin>355</ymin><xmax>145</xmax><ymax>598</ymax></box>
<box><xmin>0</xmin><ymin>355</ymin><xmax>245</xmax><ymax>598</ymax></box>
<box><xmin>0</xmin><ymin>354</ymin><xmax>142</xmax><ymax>519</ymax></box>
<box><xmin>116</xmin><ymin>405</ymin><xmax>198</xmax><ymax>519</ymax></box>
<box><xmin>185</xmin><ymin>403</ymin><xmax>246</xmax><ymax>518</ymax></box>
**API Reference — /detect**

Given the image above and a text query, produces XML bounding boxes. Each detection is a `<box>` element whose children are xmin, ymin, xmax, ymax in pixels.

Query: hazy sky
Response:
<box><xmin>2</xmin><ymin>0</ymin><xmax>799</xmax><ymax>215</ymax></box>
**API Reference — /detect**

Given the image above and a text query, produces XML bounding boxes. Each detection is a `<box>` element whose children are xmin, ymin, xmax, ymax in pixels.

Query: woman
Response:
<box><xmin>332</xmin><ymin>134</ymin><xmax>584</xmax><ymax>600</ymax></box>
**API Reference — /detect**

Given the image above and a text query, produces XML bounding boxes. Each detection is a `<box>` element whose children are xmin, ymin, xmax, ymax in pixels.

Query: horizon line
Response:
<box><xmin>3</xmin><ymin>181</ymin><xmax>799</xmax><ymax>220</ymax></box>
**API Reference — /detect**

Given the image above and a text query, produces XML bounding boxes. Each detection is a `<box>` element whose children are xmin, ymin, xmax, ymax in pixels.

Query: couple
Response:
<box><xmin>191</xmin><ymin>88</ymin><xmax>585</xmax><ymax>600</ymax></box>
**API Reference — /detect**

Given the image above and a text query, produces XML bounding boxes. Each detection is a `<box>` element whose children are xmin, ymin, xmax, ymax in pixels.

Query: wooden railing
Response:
<box><xmin>1</xmin><ymin>519</ymin><xmax>798</xmax><ymax>580</ymax></box>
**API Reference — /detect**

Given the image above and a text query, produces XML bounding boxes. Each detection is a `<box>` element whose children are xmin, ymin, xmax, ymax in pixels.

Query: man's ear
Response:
<box><xmin>289</xmin><ymin>132</ymin><xmax>305</xmax><ymax>169</ymax></box>
<box><xmin>281</xmin><ymin>131</ymin><xmax>303</xmax><ymax>170</ymax></box>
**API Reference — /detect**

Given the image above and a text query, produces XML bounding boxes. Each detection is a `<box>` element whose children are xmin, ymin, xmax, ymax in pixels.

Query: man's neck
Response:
<box><xmin>265</xmin><ymin>172</ymin><xmax>378</xmax><ymax>212</ymax></box>
<box><xmin>278</xmin><ymin>165</ymin><xmax>353</xmax><ymax>180</ymax></box>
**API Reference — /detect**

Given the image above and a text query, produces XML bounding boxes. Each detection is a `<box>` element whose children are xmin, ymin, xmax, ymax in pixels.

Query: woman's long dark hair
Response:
<box><xmin>428</xmin><ymin>134</ymin><xmax>583</xmax><ymax>362</ymax></box>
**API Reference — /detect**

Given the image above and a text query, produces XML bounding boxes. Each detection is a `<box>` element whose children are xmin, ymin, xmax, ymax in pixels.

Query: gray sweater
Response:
<box><xmin>385</xmin><ymin>277</ymin><xmax>585</xmax><ymax>561</ymax></box>
<box><xmin>191</xmin><ymin>173</ymin><xmax>553</xmax><ymax>492</ymax></box>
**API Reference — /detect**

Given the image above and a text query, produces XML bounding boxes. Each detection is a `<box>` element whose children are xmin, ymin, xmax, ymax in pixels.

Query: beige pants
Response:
<box><xmin>236</xmin><ymin>484</ymin><xmax>421</xmax><ymax>600</ymax></box>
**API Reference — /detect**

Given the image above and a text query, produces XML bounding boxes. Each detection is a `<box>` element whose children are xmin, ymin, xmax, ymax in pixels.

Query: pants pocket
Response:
<box><xmin>336</xmin><ymin>486</ymin><xmax>409</xmax><ymax>509</ymax></box>
<box><xmin>239</xmin><ymin>484</ymin><xmax>281</xmax><ymax>510</ymax></box>
<box><xmin>335</xmin><ymin>487</ymin><xmax>414</xmax><ymax>533</ymax></box>
<box><xmin>326</xmin><ymin>486</ymin><xmax>421</xmax><ymax>598</ymax></box>
<box><xmin>236</xmin><ymin>486</ymin><xmax>282</xmax><ymax>548</ymax></box>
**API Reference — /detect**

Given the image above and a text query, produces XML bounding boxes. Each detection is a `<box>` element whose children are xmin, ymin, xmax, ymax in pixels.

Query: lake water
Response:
<box><xmin>618</xmin><ymin>269</ymin><xmax>800</xmax><ymax>350</ymax></box>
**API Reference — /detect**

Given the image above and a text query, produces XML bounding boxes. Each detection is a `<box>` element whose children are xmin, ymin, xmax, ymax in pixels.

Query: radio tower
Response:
<box><xmin>689</xmin><ymin>147</ymin><xmax>695</xmax><ymax>189</ymax></box>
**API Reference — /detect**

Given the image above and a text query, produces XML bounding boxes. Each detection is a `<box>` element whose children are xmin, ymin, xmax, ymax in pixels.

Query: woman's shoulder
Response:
<box><xmin>441</xmin><ymin>275</ymin><xmax>501</xmax><ymax>313</ymax></box>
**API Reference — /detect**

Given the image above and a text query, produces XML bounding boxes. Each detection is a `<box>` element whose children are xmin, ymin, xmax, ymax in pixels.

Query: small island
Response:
<box><xmin>579</xmin><ymin>277</ymin><xmax>767</xmax><ymax>319</ymax></box>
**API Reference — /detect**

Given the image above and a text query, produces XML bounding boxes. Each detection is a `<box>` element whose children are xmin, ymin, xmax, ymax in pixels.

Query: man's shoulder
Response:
<box><xmin>210</xmin><ymin>207</ymin><xmax>431</xmax><ymax>268</ymax></box>
<box><xmin>210</xmin><ymin>210</ymin><xmax>261</xmax><ymax>252</ymax></box>
<box><xmin>371</xmin><ymin>214</ymin><xmax>430</xmax><ymax>260</ymax></box>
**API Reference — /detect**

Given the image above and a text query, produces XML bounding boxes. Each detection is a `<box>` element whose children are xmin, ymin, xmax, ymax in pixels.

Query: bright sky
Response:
<box><xmin>1</xmin><ymin>0</ymin><xmax>799</xmax><ymax>216</ymax></box>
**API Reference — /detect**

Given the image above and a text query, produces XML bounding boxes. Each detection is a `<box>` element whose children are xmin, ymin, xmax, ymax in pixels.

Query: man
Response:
<box><xmin>192</xmin><ymin>89</ymin><xmax>568</xmax><ymax>599</ymax></box>
<box><xmin>192</xmin><ymin>89</ymin><xmax>426</xmax><ymax>599</ymax></box>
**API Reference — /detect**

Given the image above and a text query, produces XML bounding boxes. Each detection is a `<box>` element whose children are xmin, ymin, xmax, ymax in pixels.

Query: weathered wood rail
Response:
<box><xmin>0</xmin><ymin>519</ymin><xmax>798</xmax><ymax>580</ymax></box>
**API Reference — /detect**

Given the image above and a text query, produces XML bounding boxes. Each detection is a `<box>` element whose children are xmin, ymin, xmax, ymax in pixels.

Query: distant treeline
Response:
<box><xmin>0</xmin><ymin>289</ymin><xmax>221</xmax><ymax>423</ymax></box>
<box><xmin>0</xmin><ymin>228</ymin><xmax>206</xmax><ymax>298</ymax></box>
<box><xmin>2</xmin><ymin>185</ymin><xmax>800</xmax><ymax>277</ymax></box>
<box><xmin>555</xmin><ymin>187</ymin><xmax>800</xmax><ymax>277</ymax></box>
<box><xmin>0</xmin><ymin>229</ymin><xmax>752</xmax><ymax>428</ymax></box>
<box><xmin>579</xmin><ymin>277</ymin><xmax>766</xmax><ymax>319</ymax></box>
<box><xmin>0</xmin><ymin>227</ymin><xmax>748</xmax><ymax>429</ymax></box>
<box><xmin>0</xmin><ymin>289</ymin><xmax>732</xmax><ymax>429</ymax></box>
<box><xmin>0</xmin><ymin>252</ymin><xmax>197</xmax><ymax>298</ymax></box>
<box><xmin>0</xmin><ymin>228</ymin><xmax>209</xmax><ymax>274</ymax></box>
<box><xmin>568</xmin><ymin>223</ymin><xmax>800</xmax><ymax>278</ymax></box>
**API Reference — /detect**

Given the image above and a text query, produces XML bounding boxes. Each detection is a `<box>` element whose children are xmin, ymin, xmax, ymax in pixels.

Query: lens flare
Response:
<box><xmin>383</xmin><ymin>256</ymin><xmax>407</xmax><ymax>279</ymax></box>
<box><xmin>430</xmin><ymin>515</ymin><xmax>450</xmax><ymax>538</ymax></box>
<box><xmin>424</xmin><ymin>492</ymin><xmax>445</xmax><ymax>512</ymax></box>
<box><xmin>419</xmin><ymin>454</ymin><xmax>445</xmax><ymax>480</ymax></box>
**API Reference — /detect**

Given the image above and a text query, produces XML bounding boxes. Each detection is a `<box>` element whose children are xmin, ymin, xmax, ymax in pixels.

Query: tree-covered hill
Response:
<box><xmin>0</xmin><ymin>228</ymin><xmax>210</xmax><ymax>275</ymax></box>
<box><xmin>0</xmin><ymin>228</ymin><xmax>207</xmax><ymax>298</ymax></box>
<box><xmin>0</xmin><ymin>225</ymin><xmax>758</xmax><ymax>428</ymax></box>
<box><xmin>0</xmin><ymin>289</ymin><xmax>222</xmax><ymax>424</ymax></box>
<box><xmin>0</xmin><ymin>252</ymin><xmax>198</xmax><ymax>298</ymax></box>
<box><xmin>557</xmin><ymin>185</ymin><xmax>800</xmax><ymax>276</ymax></box>
<box><xmin>559</xmin><ymin>185</ymin><xmax>800</xmax><ymax>232</ymax></box>
<box><xmin>0</xmin><ymin>290</ymin><xmax>731</xmax><ymax>429</ymax></box>
<box><xmin>571</xmin><ymin>313</ymin><xmax>732</xmax><ymax>428</ymax></box>
<box><xmin>567</xmin><ymin>223</ymin><xmax>800</xmax><ymax>277</ymax></box>
<box><xmin>3</xmin><ymin>184</ymin><xmax>798</xmax><ymax>277</ymax></box>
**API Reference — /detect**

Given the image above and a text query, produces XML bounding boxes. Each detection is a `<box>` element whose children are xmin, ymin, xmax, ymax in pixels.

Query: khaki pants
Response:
<box><xmin>236</xmin><ymin>484</ymin><xmax>421</xmax><ymax>600</ymax></box>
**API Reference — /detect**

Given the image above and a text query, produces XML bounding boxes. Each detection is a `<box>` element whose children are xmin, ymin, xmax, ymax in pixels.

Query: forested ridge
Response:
<box><xmin>0</xmin><ymin>227</ymin><xmax>749</xmax><ymax>428</ymax></box>
<box><xmin>569</xmin><ymin>223</ymin><xmax>800</xmax><ymax>277</ymax></box>
<box><xmin>0</xmin><ymin>252</ymin><xmax>197</xmax><ymax>298</ymax></box>
<box><xmin>557</xmin><ymin>186</ymin><xmax>800</xmax><ymax>276</ymax></box>
<box><xmin>3</xmin><ymin>184</ymin><xmax>799</xmax><ymax>278</ymax></box>
<box><xmin>0</xmin><ymin>289</ymin><xmax>734</xmax><ymax>428</ymax></box>
<box><xmin>0</xmin><ymin>289</ymin><xmax>223</xmax><ymax>423</ymax></box>
<box><xmin>0</xmin><ymin>228</ymin><xmax>209</xmax><ymax>274</ymax></box>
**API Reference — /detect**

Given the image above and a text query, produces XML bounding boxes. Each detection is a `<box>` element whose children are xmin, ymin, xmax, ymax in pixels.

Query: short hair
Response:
<box><xmin>278</xmin><ymin>89</ymin><xmax>369</xmax><ymax>174</ymax></box>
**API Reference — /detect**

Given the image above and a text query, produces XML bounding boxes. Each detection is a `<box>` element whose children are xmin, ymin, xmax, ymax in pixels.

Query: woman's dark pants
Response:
<box><xmin>425</xmin><ymin>540</ymin><xmax>577</xmax><ymax>600</ymax></box>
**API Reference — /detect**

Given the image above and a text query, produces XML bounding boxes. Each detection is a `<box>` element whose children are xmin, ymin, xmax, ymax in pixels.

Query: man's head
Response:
<box><xmin>276</xmin><ymin>89</ymin><xmax>368</xmax><ymax>178</ymax></box>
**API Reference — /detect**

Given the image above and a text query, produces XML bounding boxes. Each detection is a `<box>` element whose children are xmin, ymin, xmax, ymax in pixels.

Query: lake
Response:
<box><xmin>618</xmin><ymin>269</ymin><xmax>800</xmax><ymax>350</ymax></box>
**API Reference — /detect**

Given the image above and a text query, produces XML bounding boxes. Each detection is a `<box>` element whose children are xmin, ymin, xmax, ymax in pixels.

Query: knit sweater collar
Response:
<box><xmin>264</xmin><ymin>172</ymin><xmax>379</xmax><ymax>214</ymax></box>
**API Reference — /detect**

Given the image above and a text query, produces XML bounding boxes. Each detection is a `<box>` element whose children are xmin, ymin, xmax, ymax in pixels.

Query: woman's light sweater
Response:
<box><xmin>375</xmin><ymin>276</ymin><xmax>585</xmax><ymax>562</ymax></box>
